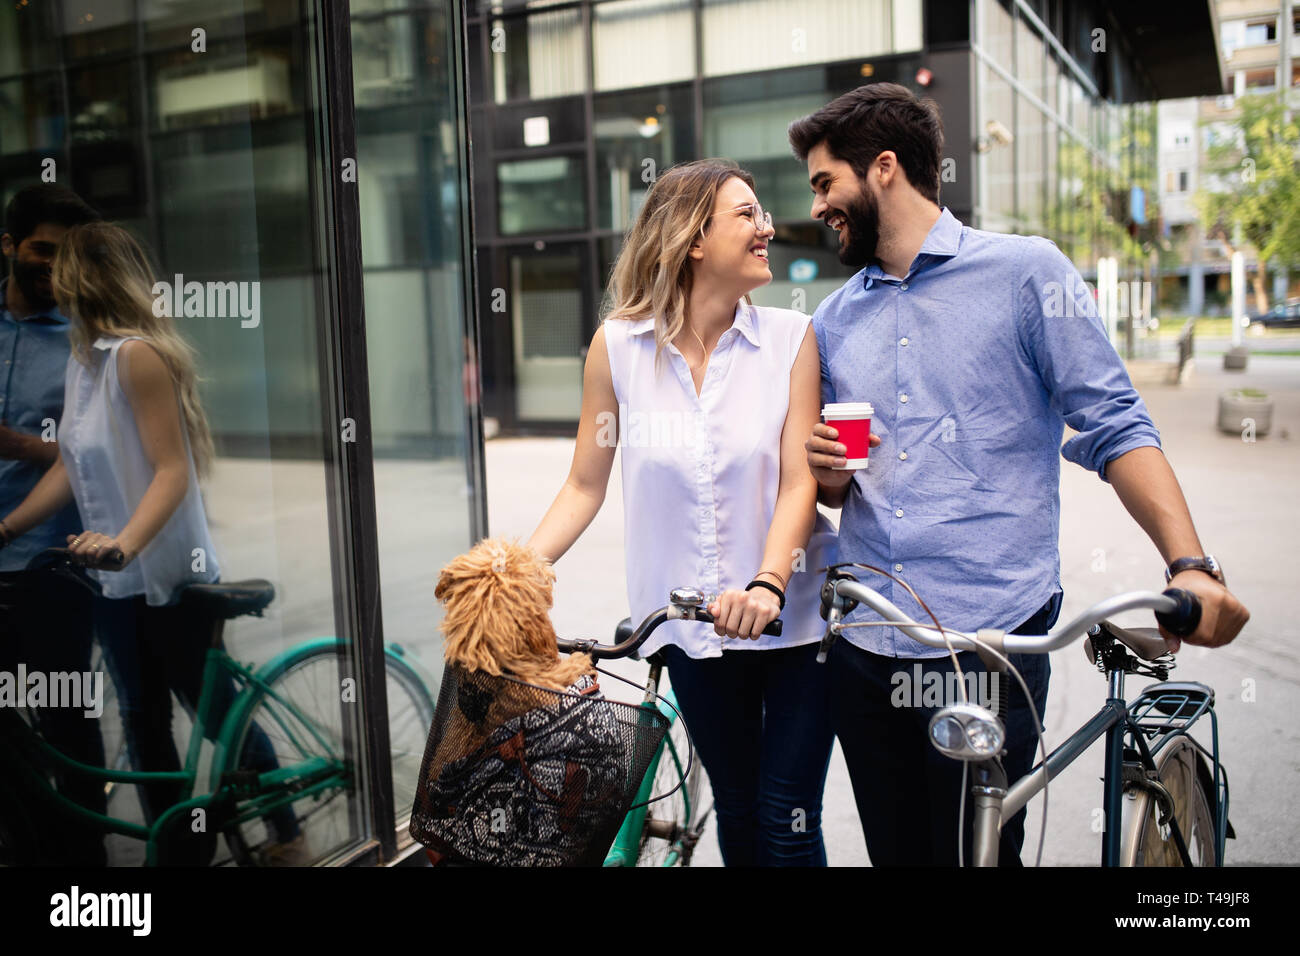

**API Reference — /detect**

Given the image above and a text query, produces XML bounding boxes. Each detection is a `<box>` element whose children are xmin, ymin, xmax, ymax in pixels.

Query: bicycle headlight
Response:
<box><xmin>928</xmin><ymin>704</ymin><xmax>1005</xmax><ymax>761</ymax></box>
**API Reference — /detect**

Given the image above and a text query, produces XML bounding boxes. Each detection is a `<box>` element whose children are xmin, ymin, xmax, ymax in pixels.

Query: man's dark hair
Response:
<box><xmin>4</xmin><ymin>184</ymin><xmax>100</xmax><ymax>247</ymax></box>
<box><xmin>788</xmin><ymin>83</ymin><xmax>944</xmax><ymax>203</ymax></box>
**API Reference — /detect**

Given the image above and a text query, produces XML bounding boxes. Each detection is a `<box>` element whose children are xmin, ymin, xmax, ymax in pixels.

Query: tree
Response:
<box><xmin>1196</xmin><ymin>92</ymin><xmax>1300</xmax><ymax>313</ymax></box>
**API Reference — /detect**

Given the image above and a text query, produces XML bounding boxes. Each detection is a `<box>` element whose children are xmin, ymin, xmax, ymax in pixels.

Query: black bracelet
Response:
<box><xmin>745</xmin><ymin>579</ymin><xmax>785</xmax><ymax>611</ymax></box>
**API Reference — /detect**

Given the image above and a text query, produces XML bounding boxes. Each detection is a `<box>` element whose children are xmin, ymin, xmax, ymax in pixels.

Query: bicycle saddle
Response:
<box><xmin>1083</xmin><ymin>620</ymin><xmax>1169</xmax><ymax>663</ymax></box>
<box><xmin>180</xmin><ymin>580</ymin><xmax>276</xmax><ymax>619</ymax></box>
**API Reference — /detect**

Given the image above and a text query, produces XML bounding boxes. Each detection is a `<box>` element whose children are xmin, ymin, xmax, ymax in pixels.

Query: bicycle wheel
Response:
<box><xmin>214</xmin><ymin>641</ymin><xmax>435</xmax><ymax>866</ymax></box>
<box><xmin>1122</xmin><ymin>737</ymin><xmax>1217</xmax><ymax>866</ymax></box>
<box><xmin>636</xmin><ymin>692</ymin><xmax>708</xmax><ymax>867</ymax></box>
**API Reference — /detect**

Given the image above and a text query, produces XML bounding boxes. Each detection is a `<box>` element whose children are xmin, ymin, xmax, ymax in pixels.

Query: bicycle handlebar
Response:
<box><xmin>557</xmin><ymin>600</ymin><xmax>783</xmax><ymax>661</ymax></box>
<box><xmin>28</xmin><ymin>545</ymin><xmax>127</xmax><ymax>573</ymax></box>
<box><xmin>819</xmin><ymin>572</ymin><xmax>1201</xmax><ymax>662</ymax></box>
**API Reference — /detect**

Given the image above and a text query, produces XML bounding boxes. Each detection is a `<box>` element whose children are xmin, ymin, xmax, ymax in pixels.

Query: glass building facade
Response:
<box><xmin>468</xmin><ymin>0</ymin><xmax>1198</xmax><ymax>432</ymax></box>
<box><xmin>1</xmin><ymin>1</ymin><xmax>483</xmax><ymax>866</ymax></box>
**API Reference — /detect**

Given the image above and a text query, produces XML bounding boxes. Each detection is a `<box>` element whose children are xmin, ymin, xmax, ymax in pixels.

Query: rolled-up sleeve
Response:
<box><xmin>1016</xmin><ymin>240</ymin><xmax>1162</xmax><ymax>480</ymax></box>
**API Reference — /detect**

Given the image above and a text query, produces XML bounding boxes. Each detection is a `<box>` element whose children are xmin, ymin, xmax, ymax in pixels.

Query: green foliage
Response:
<box><xmin>1049</xmin><ymin>102</ymin><xmax>1156</xmax><ymax>268</ymax></box>
<box><xmin>1196</xmin><ymin>92</ymin><xmax>1300</xmax><ymax>270</ymax></box>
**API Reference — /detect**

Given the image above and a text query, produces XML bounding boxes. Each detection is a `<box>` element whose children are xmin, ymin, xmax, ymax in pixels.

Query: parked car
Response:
<box><xmin>1249</xmin><ymin>301</ymin><xmax>1300</xmax><ymax>328</ymax></box>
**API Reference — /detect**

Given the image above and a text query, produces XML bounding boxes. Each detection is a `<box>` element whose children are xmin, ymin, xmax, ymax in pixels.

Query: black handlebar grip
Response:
<box><xmin>694</xmin><ymin>609</ymin><xmax>782</xmax><ymax>636</ymax></box>
<box><xmin>1155</xmin><ymin>588</ymin><xmax>1202</xmax><ymax>638</ymax></box>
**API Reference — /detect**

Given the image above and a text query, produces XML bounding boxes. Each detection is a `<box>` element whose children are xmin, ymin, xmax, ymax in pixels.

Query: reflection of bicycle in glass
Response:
<box><xmin>558</xmin><ymin>587</ymin><xmax>783</xmax><ymax>867</ymax></box>
<box><xmin>817</xmin><ymin>564</ymin><xmax>1232</xmax><ymax>866</ymax></box>
<box><xmin>0</xmin><ymin>548</ymin><xmax>435</xmax><ymax>866</ymax></box>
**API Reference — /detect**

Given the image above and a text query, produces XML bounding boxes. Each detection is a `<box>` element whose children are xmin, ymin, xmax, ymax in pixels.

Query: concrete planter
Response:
<box><xmin>1217</xmin><ymin>388</ymin><xmax>1272</xmax><ymax>437</ymax></box>
<box><xmin>1223</xmin><ymin>345</ymin><xmax>1249</xmax><ymax>371</ymax></box>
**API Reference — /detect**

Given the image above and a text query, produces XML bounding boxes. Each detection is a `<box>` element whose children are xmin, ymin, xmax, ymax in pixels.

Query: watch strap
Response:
<box><xmin>1165</xmin><ymin>555</ymin><xmax>1224</xmax><ymax>586</ymax></box>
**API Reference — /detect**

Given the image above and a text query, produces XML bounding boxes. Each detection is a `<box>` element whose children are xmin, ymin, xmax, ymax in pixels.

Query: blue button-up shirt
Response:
<box><xmin>814</xmin><ymin>208</ymin><xmax>1162</xmax><ymax>657</ymax></box>
<box><xmin>0</xmin><ymin>278</ymin><xmax>82</xmax><ymax>572</ymax></box>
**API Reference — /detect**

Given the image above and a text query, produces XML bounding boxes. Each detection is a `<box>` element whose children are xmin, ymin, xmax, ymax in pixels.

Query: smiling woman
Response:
<box><xmin>526</xmin><ymin>158</ymin><xmax>840</xmax><ymax>867</ymax></box>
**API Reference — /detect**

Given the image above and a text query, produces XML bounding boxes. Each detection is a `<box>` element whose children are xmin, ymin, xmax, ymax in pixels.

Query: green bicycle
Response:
<box><xmin>0</xmin><ymin>548</ymin><xmax>436</xmax><ymax>866</ymax></box>
<box><xmin>559</xmin><ymin>586</ymin><xmax>782</xmax><ymax>867</ymax></box>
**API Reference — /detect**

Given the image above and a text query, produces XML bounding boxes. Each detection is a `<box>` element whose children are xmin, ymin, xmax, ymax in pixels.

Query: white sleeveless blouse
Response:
<box><xmin>603</xmin><ymin>303</ymin><xmax>836</xmax><ymax>659</ymax></box>
<box><xmin>59</xmin><ymin>336</ymin><xmax>220</xmax><ymax>606</ymax></box>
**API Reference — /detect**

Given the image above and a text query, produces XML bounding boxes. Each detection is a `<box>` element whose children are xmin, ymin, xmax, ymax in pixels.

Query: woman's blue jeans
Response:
<box><xmin>661</xmin><ymin>641</ymin><xmax>834</xmax><ymax>866</ymax></box>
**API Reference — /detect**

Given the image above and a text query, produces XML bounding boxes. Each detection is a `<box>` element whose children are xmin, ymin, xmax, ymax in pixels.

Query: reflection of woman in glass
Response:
<box><xmin>528</xmin><ymin>160</ymin><xmax>837</xmax><ymax>866</ymax></box>
<box><xmin>0</xmin><ymin>223</ymin><xmax>300</xmax><ymax>860</ymax></box>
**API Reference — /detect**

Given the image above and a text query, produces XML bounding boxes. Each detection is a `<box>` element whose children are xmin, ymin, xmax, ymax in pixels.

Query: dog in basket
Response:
<box><xmin>410</xmin><ymin>538</ymin><xmax>626</xmax><ymax>866</ymax></box>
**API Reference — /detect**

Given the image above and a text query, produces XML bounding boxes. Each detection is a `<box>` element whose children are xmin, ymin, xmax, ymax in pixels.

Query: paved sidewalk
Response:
<box><xmin>485</xmin><ymin>354</ymin><xmax>1300</xmax><ymax>866</ymax></box>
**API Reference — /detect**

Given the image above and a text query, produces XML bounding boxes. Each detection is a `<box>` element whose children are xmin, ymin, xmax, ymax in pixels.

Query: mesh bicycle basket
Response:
<box><xmin>409</xmin><ymin>663</ymin><xmax>671</xmax><ymax>866</ymax></box>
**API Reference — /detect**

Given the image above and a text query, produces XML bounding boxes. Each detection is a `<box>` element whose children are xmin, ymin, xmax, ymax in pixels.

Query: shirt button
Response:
<box><xmin>899</xmin><ymin>337</ymin><xmax>909</xmax><ymax>346</ymax></box>
<box><xmin>898</xmin><ymin>451</ymin><xmax>907</xmax><ymax>460</ymax></box>
<box><xmin>894</xmin><ymin>563</ymin><xmax>903</xmax><ymax>573</ymax></box>
<box><xmin>899</xmin><ymin>393</ymin><xmax>909</xmax><ymax>404</ymax></box>
<box><xmin>900</xmin><ymin>282</ymin><xmax>909</xmax><ymax>291</ymax></box>
<box><xmin>895</xmin><ymin>509</ymin><xmax>904</xmax><ymax>517</ymax></box>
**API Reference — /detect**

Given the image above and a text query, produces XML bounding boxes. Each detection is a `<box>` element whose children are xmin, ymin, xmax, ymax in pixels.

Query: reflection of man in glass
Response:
<box><xmin>0</xmin><ymin>184</ymin><xmax>106</xmax><ymax>864</ymax></box>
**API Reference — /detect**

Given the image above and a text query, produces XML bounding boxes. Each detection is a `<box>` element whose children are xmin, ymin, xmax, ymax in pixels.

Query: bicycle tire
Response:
<box><xmin>214</xmin><ymin>641</ymin><xmax>435</xmax><ymax>866</ymax></box>
<box><xmin>1121</xmin><ymin>736</ymin><xmax>1218</xmax><ymax>866</ymax></box>
<box><xmin>635</xmin><ymin>693</ymin><xmax>707</xmax><ymax>867</ymax></box>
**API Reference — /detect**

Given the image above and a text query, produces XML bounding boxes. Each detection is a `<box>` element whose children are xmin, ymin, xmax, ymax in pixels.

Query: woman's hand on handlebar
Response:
<box><xmin>66</xmin><ymin>532</ymin><xmax>131</xmax><ymax>571</ymax></box>
<box><xmin>707</xmin><ymin>587</ymin><xmax>781</xmax><ymax>641</ymax></box>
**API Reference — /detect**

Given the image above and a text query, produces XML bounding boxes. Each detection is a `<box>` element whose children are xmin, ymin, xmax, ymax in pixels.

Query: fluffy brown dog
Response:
<box><xmin>435</xmin><ymin>537</ymin><xmax>594</xmax><ymax>690</ymax></box>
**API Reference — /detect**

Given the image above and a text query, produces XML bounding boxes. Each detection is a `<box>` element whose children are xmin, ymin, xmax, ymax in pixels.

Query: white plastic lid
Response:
<box><xmin>822</xmin><ymin>402</ymin><xmax>874</xmax><ymax>418</ymax></box>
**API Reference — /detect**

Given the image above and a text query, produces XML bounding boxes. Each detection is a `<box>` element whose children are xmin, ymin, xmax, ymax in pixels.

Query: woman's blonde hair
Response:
<box><xmin>603</xmin><ymin>159</ymin><xmax>757</xmax><ymax>365</ymax></box>
<box><xmin>51</xmin><ymin>222</ymin><xmax>215</xmax><ymax>479</ymax></box>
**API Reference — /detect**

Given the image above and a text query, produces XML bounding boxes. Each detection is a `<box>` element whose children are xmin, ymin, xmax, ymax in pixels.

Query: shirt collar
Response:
<box><xmin>862</xmin><ymin>206</ymin><xmax>963</xmax><ymax>290</ymax></box>
<box><xmin>622</xmin><ymin>301</ymin><xmax>760</xmax><ymax>348</ymax></box>
<box><xmin>0</xmin><ymin>277</ymin><xmax>69</xmax><ymax>325</ymax></box>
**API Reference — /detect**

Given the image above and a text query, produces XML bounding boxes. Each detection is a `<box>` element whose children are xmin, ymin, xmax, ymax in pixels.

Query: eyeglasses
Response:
<box><xmin>705</xmin><ymin>202</ymin><xmax>773</xmax><ymax>233</ymax></box>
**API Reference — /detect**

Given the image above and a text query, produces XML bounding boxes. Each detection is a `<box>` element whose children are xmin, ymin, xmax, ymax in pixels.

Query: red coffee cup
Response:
<box><xmin>822</xmin><ymin>402</ymin><xmax>874</xmax><ymax>470</ymax></box>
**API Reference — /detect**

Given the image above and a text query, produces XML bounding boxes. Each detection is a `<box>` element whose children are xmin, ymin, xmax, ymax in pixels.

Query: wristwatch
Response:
<box><xmin>1165</xmin><ymin>555</ymin><xmax>1225</xmax><ymax>587</ymax></box>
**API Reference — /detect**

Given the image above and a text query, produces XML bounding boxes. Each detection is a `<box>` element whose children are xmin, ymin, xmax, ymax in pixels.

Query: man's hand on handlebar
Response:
<box><xmin>1161</xmin><ymin>569</ymin><xmax>1249</xmax><ymax>653</ymax></box>
<box><xmin>707</xmin><ymin>588</ymin><xmax>781</xmax><ymax>641</ymax></box>
<box><xmin>66</xmin><ymin>532</ymin><xmax>131</xmax><ymax>571</ymax></box>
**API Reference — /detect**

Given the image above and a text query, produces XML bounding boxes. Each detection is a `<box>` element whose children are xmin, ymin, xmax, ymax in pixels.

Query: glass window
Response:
<box><xmin>0</xmin><ymin>73</ymin><xmax>63</xmax><ymax>157</ymax></box>
<box><xmin>594</xmin><ymin>0</ymin><xmax>695</xmax><ymax>91</ymax></box>
<box><xmin>1016</xmin><ymin>94</ymin><xmax>1045</xmax><ymax>232</ymax></box>
<box><xmin>0</xmin><ymin>0</ymin><xmax>475</xmax><ymax>869</ymax></box>
<box><xmin>701</xmin><ymin>0</ymin><xmax>894</xmax><ymax>77</ymax></box>
<box><xmin>704</xmin><ymin>71</ymin><xmax>841</xmax><ymax>222</ymax></box>
<box><xmin>595</xmin><ymin>84</ymin><xmax>693</xmax><ymax>231</ymax></box>
<box><xmin>1243</xmin><ymin>19</ymin><xmax>1278</xmax><ymax>45</ymax></box>
<box><xmin>350</xmin><ymin>0</ymin><xmax>478</xmax><ymax>839</ymax></box>
<box><xmin>978</xmin><ymin>62</ymin><xmax>1015</xmax><ymax>232</ymax></box>
<box><xmin>978</xmin><ymin>0</ymin><xmax>1014</xmax><ymax>67</ymax></box>
<box><xmin>893</xmin><ymin>0</ymin><xmax>923</xmax><ymax>52</ymax></box>
<box><xmin>1015</xmin><ymin>13</ymin><xmax>1043</xmax><ymax>100</ymax></box>
<box><xmin>61</xmin><ymin>0</ymin><xmax>135</xmax><ymax>60</ymax></box>
<box><xmin>492</xmin><ymin>8</ymin><xmax>587</xmax><ymax>104</ymax></box>
<box><xmin>68</xmin><ymin>60</ymin><xmax>139</xmax><ymax>145</ymax></box>
<box><xmin>497</xmin><ymin>155</ymin><xmax>587</xmax><ymax>234</ymax></box>
<box><xmin>0</xmin><ymin>2</ymin><xmax>59</xmax><ymax>77</ymax></box>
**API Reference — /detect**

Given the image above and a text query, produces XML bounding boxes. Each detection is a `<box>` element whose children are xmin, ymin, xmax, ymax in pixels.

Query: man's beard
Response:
<box><xmin>11</xmin><ymin>258</ymin><xmax>56</xmax><ymax>311</ymax></box>
<box><xmin>834</xmin><ymin>189</ymin><xmax>880</xmax><ymax>269</ymax></box>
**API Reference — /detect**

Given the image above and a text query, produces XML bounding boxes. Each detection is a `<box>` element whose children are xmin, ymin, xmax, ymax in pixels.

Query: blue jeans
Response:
<box><xmin>661</xmin><ymin>641</ymin><xmax>835</xmax><ymax>866</ymax></box>
<box><xmin>830</xmin><ymin>592</ymin><xmax>1060</xmax><ymax>866</ymax></box>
